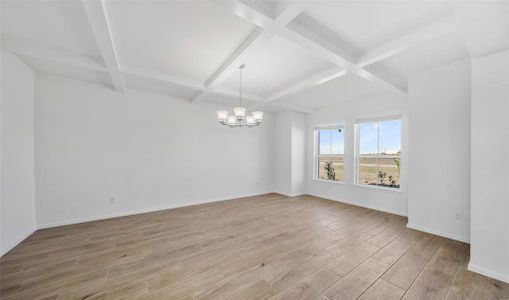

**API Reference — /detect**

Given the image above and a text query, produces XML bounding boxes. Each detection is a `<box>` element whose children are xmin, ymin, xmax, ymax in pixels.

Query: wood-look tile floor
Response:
<box><xmin>1</xmin><ymin>194</ymin><xmax>508</xmax><ymax>300</ymax></box>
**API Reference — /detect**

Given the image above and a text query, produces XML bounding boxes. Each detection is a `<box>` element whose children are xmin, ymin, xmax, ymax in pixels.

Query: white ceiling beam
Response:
<box><xmin>121</xmin><ymin>65</ymin><xmax>264</xmax><ymax>102</ymax></box>
<box><xmin>284</xmin><ymin>21</ymin><xmax>406</xmax><ymax>93</ymax></box>
<box><xmin>191</xmin><ymin>27</ymin><xmax>268</xmax><ymax>103</ymax></box>
<box><xmin>0</xmin><ymin>35</ymin><xmax>106</xmax><ymax>72</ymax></box>
<box><xmin>192</xmin><ymin>0</ymin><xmax>305</xmax><ymax>103</ymax></box>
<box><xmin>265</xmin><ymin>67</ymin><xmax>346</xmax><ymax>102</ymax></box>
<box><xmin>0</xmin><ymin>37</ymin><xmax>266</xmax><ymax>102</ymax></box>
<box><xmin>205</xmin><ymin>28</ymin><xmax>265</xmax><ymax>89</ymax></box>
<box><xmin>82</xmin><ymin>0</ymin><xmax>125</xmax><ymax>92</ymax></box>
<box><xmin>358</xmin><ymin>16</ymin><xmax>460</xmax><ymax>67</ymax></box>
<box><xmin>214</xmin><ymin>0</ymin><xmax>406</xmax><ymax>94</ymax></box>
<box><xmin>264</xmin><ymin>16</ymin><xmax>459</xmax><ymax>102</ymax></box>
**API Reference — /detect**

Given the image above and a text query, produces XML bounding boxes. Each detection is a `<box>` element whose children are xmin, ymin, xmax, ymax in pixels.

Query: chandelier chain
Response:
<box><xmin>239</xmin><ymin>64</ymin><xmax>244</xmax><ymax>107</ymax></box>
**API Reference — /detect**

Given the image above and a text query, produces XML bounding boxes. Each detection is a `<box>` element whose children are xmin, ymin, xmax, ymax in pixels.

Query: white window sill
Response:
<box><xmin>311</xmin><ymin>179</ymin><xmax>404</xmax><ymax>193</ymax></box>
<box><xmin>312</xmin><ymin>178</ymin><xmax>346</xmax><ymax>185</ymax></box>
<box><xmin>352</xmin><ymin>184</ymin><xmax>404</xmax><ymax>193</ymax></box>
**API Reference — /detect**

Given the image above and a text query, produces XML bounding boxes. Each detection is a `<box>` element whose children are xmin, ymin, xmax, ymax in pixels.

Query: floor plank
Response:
<box><xmin>358</xmin><ymin>278</ymin><xmax>405</xmax><ymax>300</ymax></box>
<box><xmin>270</xmin><ymin>268</ymin><xmax>340</xmax><ymax>300</ymax></box>
<box><xmin>372</xmin><ymin>228</ymin><xmax>424</xmax><ymax>265</ymax></box>
<box><xmin>382</xmin><ymin>234</ymin><xmax>444</xmax><ymax>290</ymax></box>
<box><xmin>323</xmin><ymin>258</ymin><xmax>390</xmax><ymax>300</ymax></box>
<box><xmin>490</xmin><ymin>279</ymin><xmax>509</xmax><ymax>300</ymax></box>
<box><xmin>403</xmin><ymin>240</ymin><xmax>468</xmax><ymax>300</ymax></box>
<box><xmin>325</xmin><ymin>242</ymin><xmax>380</xmax><ymax>277</ymax></box>
<box><xmin>446</xmin><ymin>253</ymin><xmax>492</xmax><ymax>300</ymax></box>
<box><xmin>0</xmin><ymin>194</ymin><xmax>502</xmax><ymax>300</ymax></box>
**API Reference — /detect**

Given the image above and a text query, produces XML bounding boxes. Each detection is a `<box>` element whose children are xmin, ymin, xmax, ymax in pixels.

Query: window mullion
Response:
<box><xmin>377</xmin><ymin>121</ymin><xmax>380</xmax><ymax>155</ymax></box>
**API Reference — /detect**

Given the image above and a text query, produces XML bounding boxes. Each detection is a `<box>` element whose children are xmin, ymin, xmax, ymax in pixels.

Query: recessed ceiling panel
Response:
<box><xmin>366</xmin><ymin>32</ymin><xmax>470</xmax><ymax>79</ymax></box>
<box><xmin>220</xmin><ymin>35</ymin><xmax>334</xmax><ymax>97</ymax></box>
<box><xmin>282</xmin><ymin>73</ymin><xmax>386</xmax><ymax>109</ymax></box>
<box><xmin>0</xmin><ymin>1</ymin><xmax>101</xmax><ymax>58</ymax></box>
<box><xmin>204</xmin><ymin>93</ymin><xmax>259</xmax><ymax>108</ymax></box>
<box><xmin>304</xmin><ymin>1</ymin><xmax>452</xmax><ymax>53</ymax></box>
<box><xmin>124</xmin><ymin>73</ymin><xmax>198</xmax><ymax>101</ymax></box>
<box><xmin>19</xmin><ymin>56</ymin><xmax>111</xmax><ymax>87</ymax></box>
<box><xmin>106</xmin><ymin>1</ymin><xmax>254</xmax><ymax>83</ymax></box>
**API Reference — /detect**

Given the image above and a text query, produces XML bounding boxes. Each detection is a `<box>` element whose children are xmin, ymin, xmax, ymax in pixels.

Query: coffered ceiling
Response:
<box><xmin>1</xmin><ymin>0</ymin><xmax>508</xmax><ymax>113</ymax></box>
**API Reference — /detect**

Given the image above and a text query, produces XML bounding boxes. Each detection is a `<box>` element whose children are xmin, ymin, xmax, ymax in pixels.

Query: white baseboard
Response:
<box><xmin>307</xmin><ymin>192</ymin><xmax>407</xmax><ymax>217</ymax></box>
<box><xmin>0</xmin><ymin>227</ymin><xmax>36</xmax><ymax>257</ymax></box>
<box><xmin>275</xmin><ymin>192</ymin><xmax>305</xmax><ymax>198</ymax></box>
<box><xmin>468</xmin><ymin>262</ymin><xmax>509</xmax><ymax>283</ymax></box>
<box><xmin>37</xmin><ymin>191</ymin><xmax>273</xmax><ymax>229</ymax></box>
<box><xmin>406</xmin><ymin>222</ymin><xmax>470</xmax><ymax>243</ymax></box>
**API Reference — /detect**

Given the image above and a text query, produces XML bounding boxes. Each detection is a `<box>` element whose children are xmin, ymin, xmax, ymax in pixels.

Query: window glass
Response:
<box><xmin>358</xmin><ymin>157</ymin><xmax>378</xmax><ymax>186</ymax></box>
<box><xmin>318</xmin><ymin>156</ymin><xmax>344</xmax><ymax>182</ymax></box>
<box><xmin>359</xmin><ymin>122</ymin><xmax>378</xmax><ymax>155</ymax></box>
<box><xmin>319</xmin><ymin>129</ymin><xmax>344</xmax><ymax>155</ymax></box>
<box><xmin>377</xmin><ymin>158</ymin><xmax>400</xmax><ymax>188</ymax></box>
<box><xmin>357</xmin><ymin>118</ymin><xmax>402</xmax><ymax>189</ymax></box>
<box><xmin>315</xmin><ymin>125</ymin><xmax>344</xmax><ymax>182</ymax></box>
<box><xmin>379</xmin><ymin>119</ymin><xmax>401</xmax><ymax>155</ymax></box>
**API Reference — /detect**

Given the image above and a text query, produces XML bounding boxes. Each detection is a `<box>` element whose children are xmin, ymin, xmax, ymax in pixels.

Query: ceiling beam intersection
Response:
<box><xmin>213</xmin><ymin>0</ymin><xmax>407</xmax><ymax>95</ymax></box>
<box><xmin>82</xmin><ymin>0</ymin><xmax>125</xmax><ymax>92</ymax></box>
<box><xmin>121</xmin><ymin>65</ymin><xmax>265</xmax><ymax>102</ymax></box>
<box><xmin>192</xmin><ymin>0</ymin><xmax>305</xmax><ymax>103</ymax></box>
<box><xmin>0</xmin><ymin>37</ymin><xmax>267</xmax><ymax>103</ymax></box>
<box><xmin>263</xmin><ymin>15</ymin><xmax>460</xmax><ymax>102</ymax></box>
<box><xmin>3</xmin><ymin>1</ymin><xmax>462</xmax><ymax>114</ymax></box>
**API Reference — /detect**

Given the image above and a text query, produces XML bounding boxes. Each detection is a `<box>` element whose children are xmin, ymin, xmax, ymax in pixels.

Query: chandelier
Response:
<box><xmin>216</xmin><ymin>64</ymin><xmax>263</xmax><ymax>128</ymax></box>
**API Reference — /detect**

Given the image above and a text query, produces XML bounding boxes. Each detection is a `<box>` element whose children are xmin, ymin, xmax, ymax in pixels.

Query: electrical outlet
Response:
<box><xmin>109</xmin><ymin>197</ymin><xmax>116</xmax><ymax>204</ymax></box>
<box><xmin>455</xmin><ymin>212</ymin><xmax>462</xmax><ymax>220</ymax></box>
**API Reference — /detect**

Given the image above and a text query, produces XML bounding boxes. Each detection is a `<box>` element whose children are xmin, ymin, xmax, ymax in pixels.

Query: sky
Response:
<box><xmin>319</xmin><ymin>128</ymin><xmax>344</xmax><ymax>154</ymax></box>
<box><xmin>319</xmin><ymin>120</ymin><xmax>401</xmax><ymax>155</ymax></box>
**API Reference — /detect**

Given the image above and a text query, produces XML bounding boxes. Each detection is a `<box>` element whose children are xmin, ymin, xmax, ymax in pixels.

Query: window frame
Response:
<box><xmin>313</xmin><ymin>123</ymin><xmax>345</xmax><ymax>183</ymax></box>
<box><xmin>354</xmin><ymin>116</ymin><xmax>402</xmax><ymax>191</ymax></box>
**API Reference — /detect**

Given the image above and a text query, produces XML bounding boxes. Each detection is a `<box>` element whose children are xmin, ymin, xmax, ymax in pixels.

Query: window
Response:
<box><xmin>314</xmin><ymin>124</ymin><xmax>345</xmax><ymax>182</ymax></box>
<box><xmin>356</xmin><ymin>118</ymin><xmax>401</xmax><ymax>189</ymax></box>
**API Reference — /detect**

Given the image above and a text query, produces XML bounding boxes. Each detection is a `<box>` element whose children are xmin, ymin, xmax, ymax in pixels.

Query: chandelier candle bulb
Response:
<box><xmin>252</xmin><ymin>111</ymin><xmax>263</xmax><ymax>122</ymax></box>
<box><xmin>246</xmin><ymin>116</ymin><xmax>255</xmax><ymax>126</ymax></box>
<box><xmin>216</xmin><ymin>110</ymin><xmax>228</xmax><ymax>123</ymax></box>
<box><xmin>227</xmin><ymin>116</ymin><xmax>237</xmax><ymax>125</ymax></box>
<box><xmin>233</xmin><ymin>107</ymin><xmax>246</xmax><ymax>119</ymax></box>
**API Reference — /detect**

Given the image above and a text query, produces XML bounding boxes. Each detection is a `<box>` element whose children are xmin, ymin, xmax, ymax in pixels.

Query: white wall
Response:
<box><xmin>34</xmin><ymin>75</ymin><xmax>274</xmax><ymax>227</ymax></box>
<box><xmin>469</xmin><ymin>50</ymin><xmax>509</xmax><ymax>282</ymax></box>
<box><xmin>0</xmin><ymin>52</ymin><xmax>37</xmax><ymax>256</ymax></box>
<box><xmin>306</xmin><ymin>93</ymin><xmax>409</xmax><ymax>216</ymax></box>
<box><xmin>291</xmin><ymin>112</ymin><xmax>306</xmax><ymax>196</ymax></box>
<box><xmin>274</xmin><ymin>111</ymin><xmax>292</xmax><ymax>196</ymax></box>
<box><xmin>273</xmin><ymin>110</ymin><xmax>306</xmax><ymax>196</ymax></box>
<box><xmin>407</xmin><ymin>59</ymin><xmax>471</xmax><ymax>243</ymax></box>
